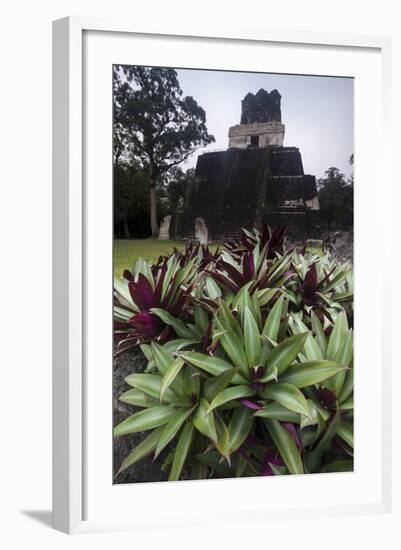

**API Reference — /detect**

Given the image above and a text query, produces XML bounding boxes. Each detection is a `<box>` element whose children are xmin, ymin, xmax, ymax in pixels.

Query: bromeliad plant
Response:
<box><xmin>224</xmin><ymin>225</ymin><xmax>287</xmax><ymax>260</ymax></box>
<box><xmin>285</xmin><ymin>249</ymin><xmax>353</xmax><ymax>325</ymax></box>
<box><xmin>157</xmin><ymin>241</ymin><xmax>221</xmax><ymax>271</ymax></box>
<box><xmin>114</xmin><ymin>254</ymin><xmax>201</xmax><ymax>355</ymax></box>
<box><xmin>114</xmin><ymin>225</ymin><xmax>354</xmax><ymax>479</ymax></box>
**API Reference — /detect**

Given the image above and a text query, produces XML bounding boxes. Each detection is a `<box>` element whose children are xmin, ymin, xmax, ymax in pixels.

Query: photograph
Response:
<box><xmin>112</xmin><ymin>64</ymin><xmax>354</xmax><ymax>484</ymax></box>
<box><xmin>1</xmin><ymin>0</ymin><xmax>395</xmax><ymax>541</ymax></box>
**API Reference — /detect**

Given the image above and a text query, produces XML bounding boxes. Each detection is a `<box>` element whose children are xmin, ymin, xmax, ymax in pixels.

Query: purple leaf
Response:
<box><xmin>240</xmin><ymin>399</ymin><xmax>263</xmax><ymax>411</ymax></box>
<box><xmin>241</xmin><ymin>234</ymin><xmax>253</xmax><ymax>251</ymax></box>
<box><xmin>128</xmin><ymin>311</ymin><xmax>161</xmax><ymax>339</ymax></box>
<box><xmin>217</xmin><ymin>260</ymin><xmax>244</xmax><ymax>287</ymax></box>
<box><xmin>113</xmin><ymin>319</ymin><xmax>130</xmax><ymax>331</ymax></box>
<box><xmin>260</xmin><ymin>449</ymin><xmax>284</xmax><ymax>476</ymax></box>
<box><xmin>123</xmin><ymin>269</ymin><xmax>134</xmax><ymax>281</ymax></box>
<box><xmin>157</xmin><ymin>325</ymin><xmax>173</xmax><ymax>342</ymax></box>
<box><xmin>242</xmin><ymin>252</ymin><xmax>255</xmax><ymax>282</ymax></box>
<box><xmin>301</xmin><ymin>264</ymin><xmax>319</xmax><ymax>304</ymax></box>
<box><xmin>261</xmin><ymin>225</ymin><xmax>271</xmax><ymax>244</ymax></box>
<box><xmin>316</xmin><ymin>387</ymin><xmax>337</xmax><ymax>408</ymax></box>
<box><xmin>250</xmin><ymin>366</ymin><xmax>266</xmax><ymax>380</ymax></box>
<box><xmin>205</xmin><ymin>270</ymin><xmax>239</xmax><ymax>293</ymax></box>
<box><xmin>267</xmin><ymin>227</ymin><xmax>286</xmax><ymax>258</ymax></box>
<box><xmin>128</xmin><ymin>275</ymin><xmax>156</xmax><ymax>311</ymax></box>
<box><xmin>302</xmin><ymin>263</ymin><xmax>318</xmax><ymax>291</ymax></box>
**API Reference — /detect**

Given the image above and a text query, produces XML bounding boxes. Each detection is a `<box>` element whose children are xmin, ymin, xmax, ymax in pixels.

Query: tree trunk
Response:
<box><xmin>123</xmin><ymin>218</ymin><xmax>130</xmax><ymax>239</ymax></box>
<box><xmin>150</xmin><ymin>179</ymin><xmax>158</xmax><ymax>236</ymax></box>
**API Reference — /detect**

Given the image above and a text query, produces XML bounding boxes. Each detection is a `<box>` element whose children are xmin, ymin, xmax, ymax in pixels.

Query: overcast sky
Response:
<box><xmin>175</xmin><ymin>68</ymin><xmax>353</xmax><ymax>180</ymax></box>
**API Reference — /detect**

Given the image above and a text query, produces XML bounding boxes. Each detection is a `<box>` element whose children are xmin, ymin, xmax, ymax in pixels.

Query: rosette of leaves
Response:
<box><xmin>182</xmin><ymin>294</ymin><xmax>350</xmax><ymax>475</ymax></box>
<box><xmin>286</xmin><ymin>309</ymin><xmax>354</xmax><ymax>472</ymax></box>
<box><xmin>114</xmin><ymin>289</ymin><xmax>351</xmax><ymax>479</ymax></box>
<box><xmin>224</xmin><ymin>225</ymin><xmax>287</xmax><ymax>260</ymax></box>
<box><xmin>284</xmin><ymin>250</ymin><xmax>353</xmax><ymax>325</ymax></box>
<box><xmin>157</xmin><ymin>241</ymin><xmax>221</xmax><ymax>271</ymax></box>
<box><xmin>113</xmin><ymin>225</ymin><xmax>354</xmax><ymax>478</ymax></box>
<box><xmin>205</xmin><ymin>243</ymin><xmax>295</xmax><ymax>298</ymax></box>
<box><xmin>114</xmin><ymin>338</ymin><xmax>247</xmax><ymax>480</ymax></box>
<box><xmin>114</xmin><ymin>254</ymin><xmax>199</xmax><ymax>354</ymax></box>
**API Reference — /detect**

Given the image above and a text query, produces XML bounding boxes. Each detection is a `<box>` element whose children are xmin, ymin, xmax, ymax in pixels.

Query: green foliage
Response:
<box><xmin>114</xmin><ymin>165</ymin><xmax>170</xmax><ymax>238</ymax></box>
<box><xmin>113</xmin><ymin>65</ymin><xmax>215</xmax><ymax>234</ymax></box>
<box><xmin>114</xmin><ymin>226</ymin><xmax>354</xmax><ymax>480</ymax></box>
<box><xmin>165</xmin><ymin>167</ymin><xmax>196</xmax><ymax>211</ymax></box>
<box><xmin>318</xmin><ymin>166</ymin><xmax>353</xmax><ymax>231</ymax></box>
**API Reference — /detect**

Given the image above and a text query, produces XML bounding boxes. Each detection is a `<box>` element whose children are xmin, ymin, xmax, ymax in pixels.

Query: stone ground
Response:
<box><xmin>113</xmin><ymin>348</ymin><xmax>173</xmax><ymax>485</ymax></box>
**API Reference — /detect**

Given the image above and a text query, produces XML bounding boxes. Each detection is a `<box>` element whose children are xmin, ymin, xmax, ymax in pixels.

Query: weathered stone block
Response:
<box><xmin>172</xmin><ymin>147</ymin><xmax>320</xmax><ymax>243</ymax></box>
<box><xmin>228</xmin><ymin>121</ymin><xmax>285</xmax><ymax>148</ymax></box>
<box><xmin>158</xmin><ymin>215</ymin><xmax>171</xmax><ymax>240</ymax></box>
<box><xmin>327</xmin><ymin>230</ymin><xmax>354</xmax><ymax>263</ymax></box>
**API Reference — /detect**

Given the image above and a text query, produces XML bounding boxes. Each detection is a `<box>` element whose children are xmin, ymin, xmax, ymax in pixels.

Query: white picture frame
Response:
<box><xmin>52</xmin><ymin>16</ymin><xmax>392</xmax><ymax>534</ymax></box>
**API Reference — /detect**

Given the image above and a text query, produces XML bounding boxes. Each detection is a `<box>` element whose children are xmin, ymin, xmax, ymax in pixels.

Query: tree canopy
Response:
<box><xmin>113</xmin><ymin>66</ymin><xmax>215</xmax><ymax>235</ymax></box>
<box><xmin>318</xmin><ymin>163</ymin><xmax>353</xmax><ymax>232</ymax></box>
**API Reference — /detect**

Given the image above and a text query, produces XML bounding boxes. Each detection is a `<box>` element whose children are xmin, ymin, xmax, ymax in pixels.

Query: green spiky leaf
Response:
<box><xmin>279</xmin><ymin>360</ymin><xmax>347</xmax><ymax>388</ymax></box>
<box><xmin>264</xmin><ymin>419</ymin><xmax>304</xmax><ymax>475</ymax></box>
<box><xmin>168</xmin><ymin>422</ymin><xmax>194</xmax><ymax>481</ymax></box>
<box><xmin>114</xmin><ymin>406</ymin><xmax>178</xmax><ymax>436</ymax></box>
<box><xmin>260</xmin><ymin>383</ymin><xmax>311</xmax><ymax>418</ymax></box>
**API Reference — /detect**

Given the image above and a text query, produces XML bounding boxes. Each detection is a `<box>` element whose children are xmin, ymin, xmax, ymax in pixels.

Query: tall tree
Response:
<box><xmin>114</xmin><ymin>66</ymin><xmax>215</xmax><ymax>235</ymax></box>
<box><xmin>114</xmin><ymin>163</ymin><xmax>152</xmax><ymax>238</ymax></box>
<box><xmin>318</xmin><ymin>166</ymin><xmax>353</xmax><ymax>232</ymax></box>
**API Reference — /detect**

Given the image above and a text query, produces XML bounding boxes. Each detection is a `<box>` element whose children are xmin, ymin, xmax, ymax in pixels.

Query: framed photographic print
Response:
<box><xmin>52</xmin><ymin>17</ymin><xmax>392</xmax><ymax>534</ymax></box>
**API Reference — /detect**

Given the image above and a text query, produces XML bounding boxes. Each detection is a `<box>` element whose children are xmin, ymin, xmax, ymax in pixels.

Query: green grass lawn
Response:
<box><xmin>114</xmin><ymin>238</ymin><xmax>187</xmax><ymax>277</ymax></box>
<box><xmin>114</xmin><ymin>238</ymin><xmax>323</xmax><ymax>278</ymax></box>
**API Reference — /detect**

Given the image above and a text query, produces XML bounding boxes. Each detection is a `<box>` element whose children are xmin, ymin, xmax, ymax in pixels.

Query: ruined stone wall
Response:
<box><xmin>241</xmin><ymin>89</ymin><xmax>282</xmax><ymax>124</ymax></box>
<box><xmin>171</xmin><ymin>147</ymin><xmax>323</xmax><ymax>243</ymax></box>
<box><xmin>176</xmin><ymin>149</ymin><xmax>271</xmax><ymax>242</ymax></box>
<box><xmin>228</xmin><ymin>121</ymin><xmax>285</xmax><ymax>149</ymax></box>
